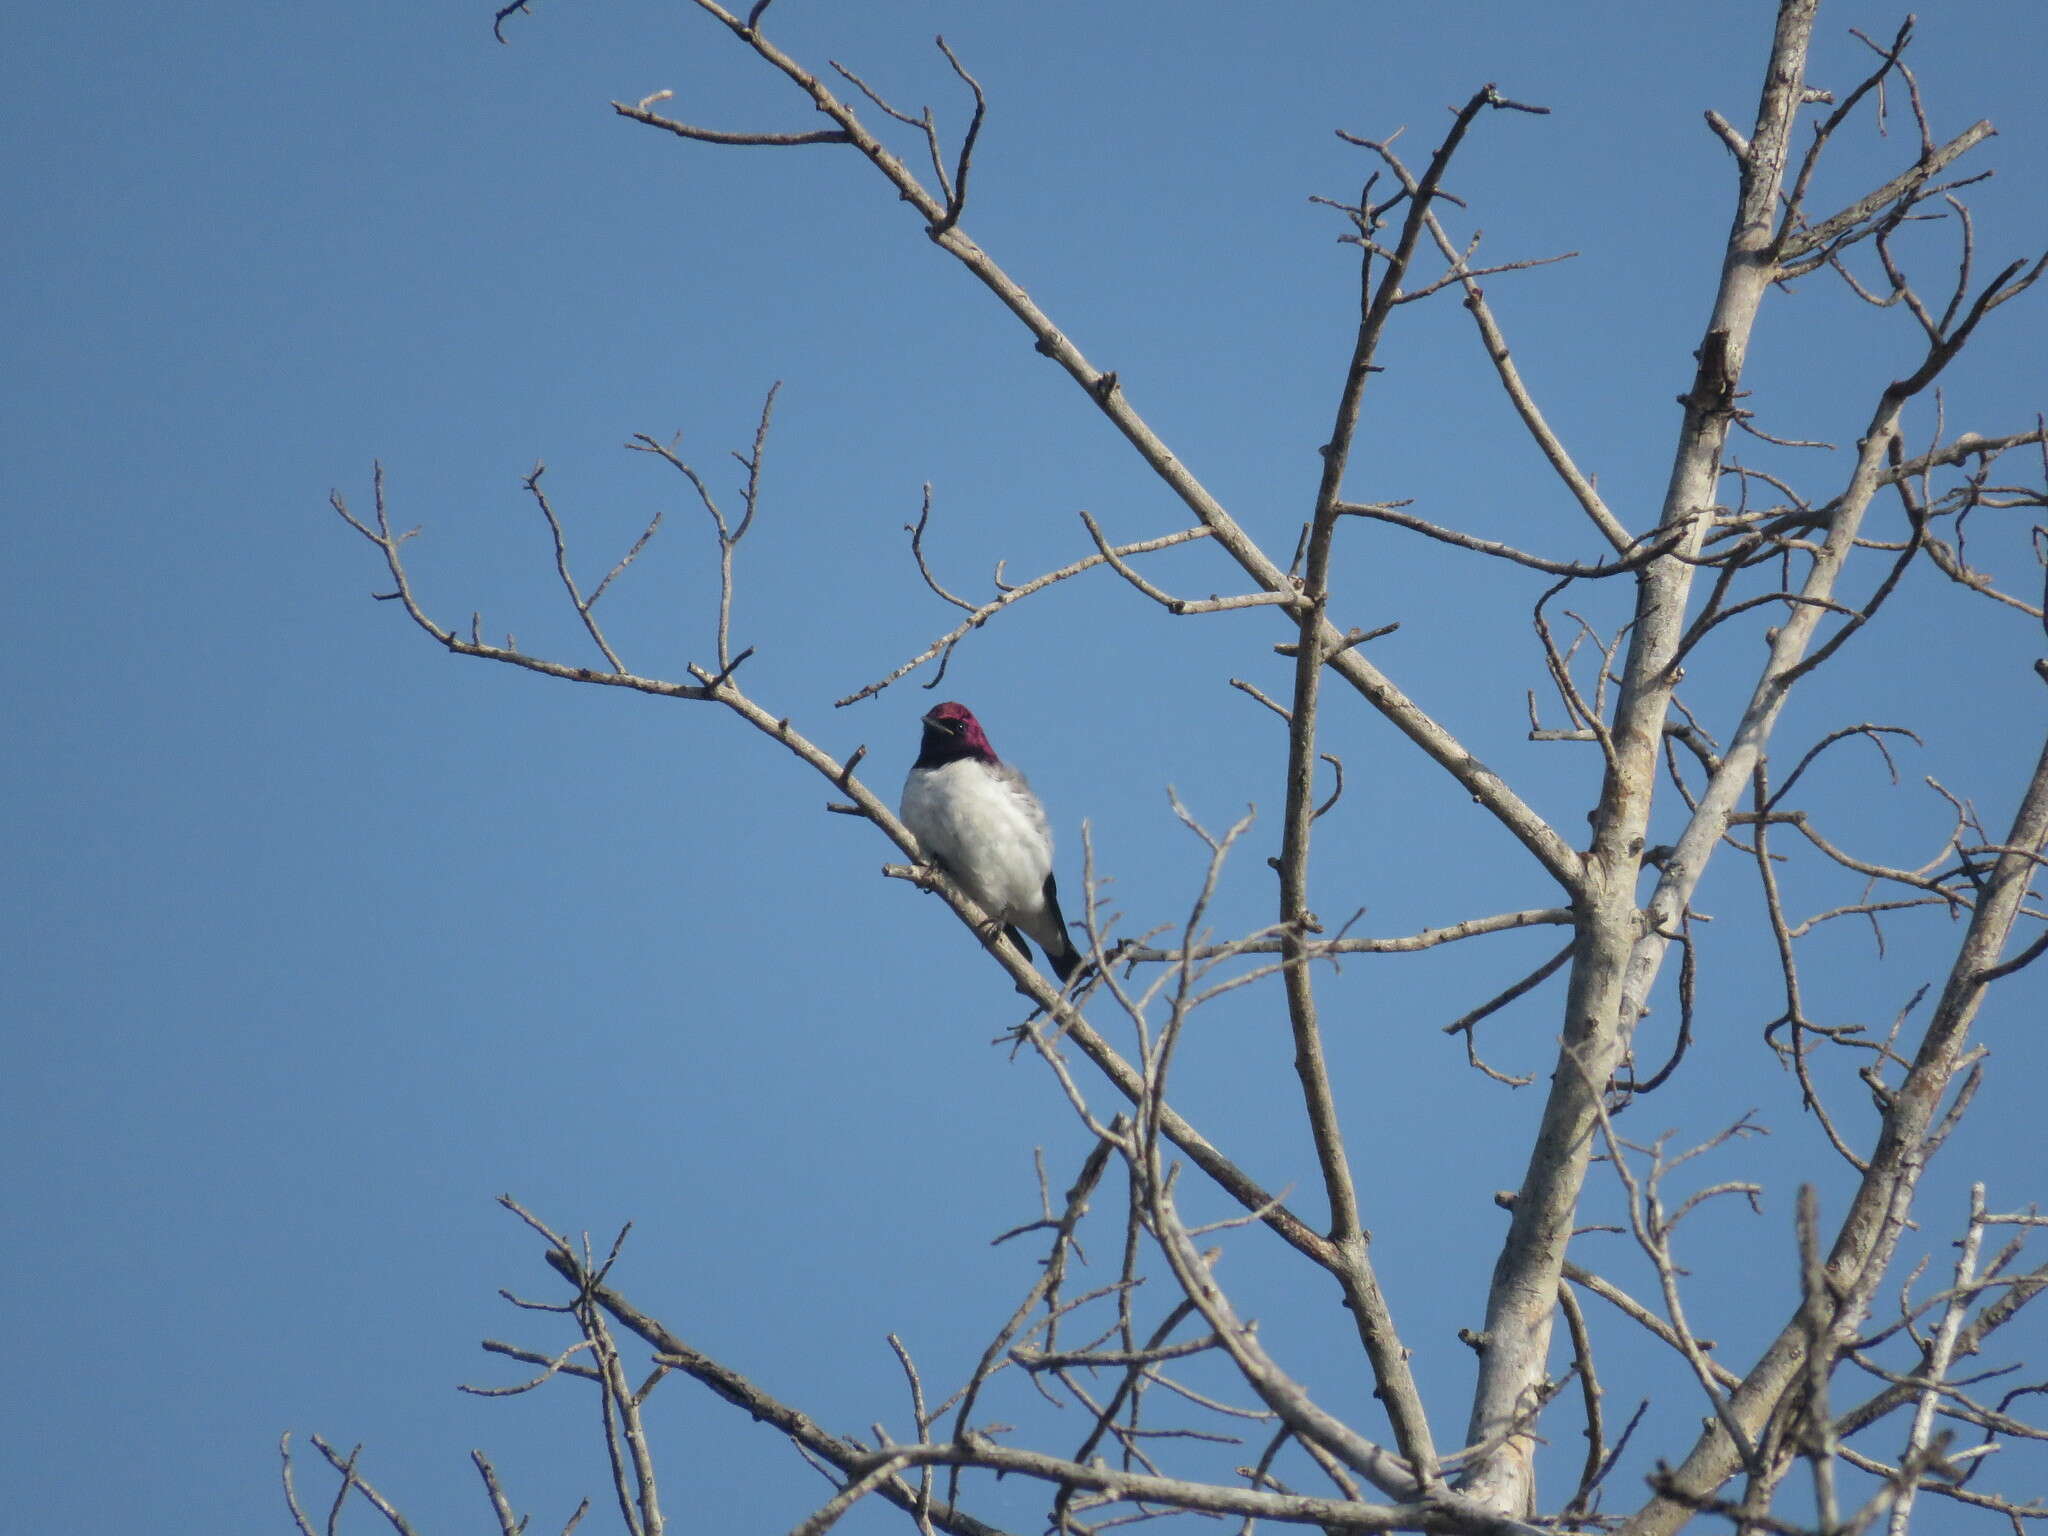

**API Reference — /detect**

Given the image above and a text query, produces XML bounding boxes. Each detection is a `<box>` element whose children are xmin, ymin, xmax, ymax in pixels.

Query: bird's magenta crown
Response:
<box><xmin>918</xmin><ymin>701</ymin><xmax>999</xmax><ymax>765</ymax></box>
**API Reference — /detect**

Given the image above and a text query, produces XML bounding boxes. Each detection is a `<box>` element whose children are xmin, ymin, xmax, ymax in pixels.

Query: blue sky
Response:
<box><xmin>5</xmin><ymin>3</ymin><xmax>2046</xmax><ymax>1532</ymax></box>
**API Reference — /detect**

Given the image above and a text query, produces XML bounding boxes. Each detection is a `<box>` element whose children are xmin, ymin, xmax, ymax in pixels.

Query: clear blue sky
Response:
<box><xmin>5</xmin><ymin>3</ymin><xmax>2045</xmax><ymax>1532</ymax></box>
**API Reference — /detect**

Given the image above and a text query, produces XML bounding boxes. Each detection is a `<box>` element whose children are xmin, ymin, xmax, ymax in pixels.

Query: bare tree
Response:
<box><xmin>295</xmin><ymin>3</ymin><xmax>2048</xmax><ymax>1532</ymax></box>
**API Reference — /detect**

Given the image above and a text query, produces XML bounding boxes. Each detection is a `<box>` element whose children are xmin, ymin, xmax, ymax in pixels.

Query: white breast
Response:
<box><xmin>900</xmin><ymin>759</ymin><xmax>1052</xmax><ymax>922</ymax></box>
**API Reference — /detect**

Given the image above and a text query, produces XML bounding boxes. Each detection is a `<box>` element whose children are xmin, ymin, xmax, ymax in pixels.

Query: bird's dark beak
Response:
<box><xmin>922</xmin><ymin>712</ymin><xmax>962</xmax><ymax>735</ymax></box>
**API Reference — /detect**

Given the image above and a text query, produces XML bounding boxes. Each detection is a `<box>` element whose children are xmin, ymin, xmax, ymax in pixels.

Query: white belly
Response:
<box><xmin>900</xmin><ymin>760</ymin><xmax>1051</xmax><ymax>922</ymax></box>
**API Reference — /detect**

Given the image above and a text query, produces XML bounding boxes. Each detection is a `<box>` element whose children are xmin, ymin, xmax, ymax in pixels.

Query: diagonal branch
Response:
<box><xmin>1464</xmin><ymin>4</ymin><xmax>1824</xmax><ymax>1512</ymax></box>
<box><xmin>838</xmin><ymin>523</ymin><xmax>1215</xmax><ymax>706</ymax></box>
<box><xmin>626</xmin><ymin>5</ymin><xmax>1584</xmax><ymax>892</ymax></box>
<box><xmin>1778</xmin><ymin>121</ymin><xmax>1996</xmax><ymax>263</ymax></box>
<box><xmin>330</xmin><ymin>468</ymin><xmax>712</xmax><ymax>702</ymax></box>
<box><xmin>1356</xmin><ymin>146</ymin><xmax>1629</xmax><ymax>554</ymax></box>
<box><xmin>1335</xmin><ymin>502</ymin><xmax>1686</xmax><ymax>575</ymax></box>
<box><xmin>1116</xmin><ymin>907</ymin><xmax>1574</xmax><ymax>964</ymax></box>
<box><xmin>611</xmin><ymin>96</ymin><xmax>850</xmax><ymax>147</ymax></box>
<box><xmin>1627</xmin><ymin>727</ymin><xmax>2048</xmax><ymax>1534</ymax></box>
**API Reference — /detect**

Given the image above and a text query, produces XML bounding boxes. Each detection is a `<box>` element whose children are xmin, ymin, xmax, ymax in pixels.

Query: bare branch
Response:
<box><xmin>1887</xmin><ymin>1184</ymin><xmax>1991</xmax><ymax>1535</ymax></box>
<box><xmin>1636</xmin><ymin>729</ymin><xmax>2048</xmax><ymax>1530</ymax></box>
<box><xmin>1080</xmin><ymin>510</ymin><xmax>1300</xmax><ymax>615</ymax></box>
<box><xmin>1564</xmin><ymin>1263</ymin><xmax>1740</xmax><ymax>1391</ymax></box>
<box><xmin>279</xmin><ymin>1434</ymin><xmax>320</xmax><ymax>1536</ymax></box>
<box><xmin>1441</xmin><ymin>944</ymin><xmax>1571</xmax><ymax>1089</ymax></box>
<box><xmin>472</xmin><ymin>1452</ymin><xmax>525</xmax><ymax>1536</ymax></box>
<box><xmin>1778</xmin><ymin>120</ymin><xmax>1996</xmax><ymax>263</ymax></box>
<box><xmin>1467</xmin><ymin>14</ymin><xmax>1833</xmax><ymax>1495</ymax></box>
<box><xmin>306</xmin><ymin>1435</ymin><xmax>426</xmax><ymax>1536</ymax></box>
<box><xmin>1117</xmin><ymin>907</ymin><xmax>1573</xmax><ymax>963</ymax></box>
<box><xmin>1336</xmin><ymin>501</ymin><xmax>1689</xmax><ymax>576</ymax></box>
<box><xmin>525</xmin><ymin>465</ymin><xmax>626</xmax><ymax>672</ymax></box>
<box><xmin>318</xmin><ymin>13</ymin><xmax>2048</xmax><ymax>1536</ymax></box>
<box><xmin>1555</xmin><ymin>1281</ymin><xmax>1607</xmax><ymax>1522</ymax></box>
<box><xmin>610</xmin><ymin>98</ymin><xmax>851</xmax><ymax>147</ymax></box>
<box><xmin>491</xmin><ymin>2</ymin><xmax>533</xmax><ymax>45</ymax></box>
<box><xmin>929</xmin><ymin>37</ymin><xmax>985</xmax><ymax>235</ymax></box>
<box><xmin>608</xmin><ymin>15</ymin><xmax>1584</xmax><ymax>887</ymax></box>
<box><xmin>840</xmin><ymin>523</ymin><xmax>1214</xmax><ymax>706</ymax></box>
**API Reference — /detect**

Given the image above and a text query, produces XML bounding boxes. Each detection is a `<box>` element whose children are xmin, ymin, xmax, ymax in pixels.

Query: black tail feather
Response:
<box><xmin>1040</xmin><ymin>874</ymin><xmax>1083</xmax><ymax>983</ymax></box>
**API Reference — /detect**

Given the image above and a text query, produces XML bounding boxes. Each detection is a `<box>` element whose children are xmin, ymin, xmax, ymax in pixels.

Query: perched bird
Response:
<box><xmin>900</xmin><ymin>701</ymin><xmax>1082</xmax><ymax>983</ymax></box>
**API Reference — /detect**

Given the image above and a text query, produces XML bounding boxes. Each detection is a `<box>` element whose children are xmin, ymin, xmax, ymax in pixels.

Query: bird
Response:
<box><xmin>900</xmin><ymin>700</ymin><xmax>1082</xmax><ymax>983</ymax></box>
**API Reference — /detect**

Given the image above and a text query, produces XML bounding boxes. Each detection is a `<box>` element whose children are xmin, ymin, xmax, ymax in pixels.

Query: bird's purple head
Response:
<box><xmin>917</xmin><ymin>701</ymin><xmax>999</xmax><ymax>766</ymax></box>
